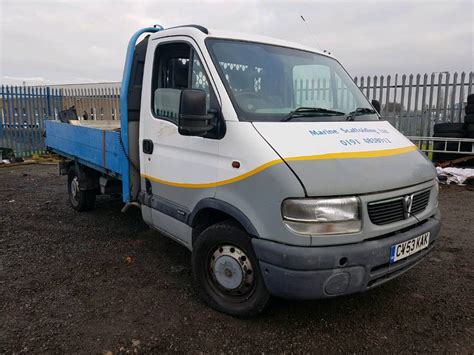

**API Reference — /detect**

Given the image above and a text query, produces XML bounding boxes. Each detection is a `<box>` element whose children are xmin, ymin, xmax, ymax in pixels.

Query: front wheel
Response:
<box><xmin>192</xmin><ymin>220</ymin><xmax>270</xmax><ymax>317</ymax></box>
<box><xmin>67</xmin><ymin>166</ymin><xmax>96</xmax><ymax>211</ymax></box>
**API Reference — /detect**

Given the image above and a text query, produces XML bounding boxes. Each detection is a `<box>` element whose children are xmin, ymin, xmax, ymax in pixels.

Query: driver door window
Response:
<box><xmin>152</xmin><ymin>42</ymin><xmax>211</xmax><ymax>123</ymax></box>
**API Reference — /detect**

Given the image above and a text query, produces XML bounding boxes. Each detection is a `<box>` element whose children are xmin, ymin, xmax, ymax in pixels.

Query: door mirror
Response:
<box><xmin>371</xmin><ymin>99</ymin><xmax>381</xmax><ymax>114</ymax></box>
<box><xmin>178</xmin><ymin>89</ymin><xmax>214</xmax><ymax>136</ymax></box>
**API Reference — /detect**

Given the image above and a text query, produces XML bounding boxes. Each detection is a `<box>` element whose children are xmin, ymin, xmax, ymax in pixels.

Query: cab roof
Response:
<box><xmin>152</xmin><ymin>24</ymin><xmax>332</xmax><ymax>58</ymax></box>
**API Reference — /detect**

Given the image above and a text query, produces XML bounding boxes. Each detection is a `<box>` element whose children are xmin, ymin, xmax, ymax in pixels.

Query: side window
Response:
<box><xmin>191</xmin><ymin>55</ymin><xmax>209</xmax><ymax>94</ymax></box>
<box><xmin>151</xmin><ymin>42</ymin><xmax>211</xmax><ymax>123</ymax></box>
<box><xmin>191</xmin><ymin>54</ymin><xmax>211</xmax><ymax>109</ymax></box>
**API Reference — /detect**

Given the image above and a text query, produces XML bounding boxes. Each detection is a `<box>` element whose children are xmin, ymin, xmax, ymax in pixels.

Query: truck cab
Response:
<box><xmin>46</xmin><ymin>25</ymin><xmax>441</xmax><ymax>317</ymax></box>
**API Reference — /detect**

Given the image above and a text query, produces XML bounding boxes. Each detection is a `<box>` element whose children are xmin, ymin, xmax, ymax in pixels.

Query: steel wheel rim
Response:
<box><xmin>208</xmin><ymin>245</ymin><xmax>255</xmax><ymax>299</ymax></box>
<box><xmin>70</xmin><ymin>176</ymin><xmax>79</xmax><ymax>201</ymax></box>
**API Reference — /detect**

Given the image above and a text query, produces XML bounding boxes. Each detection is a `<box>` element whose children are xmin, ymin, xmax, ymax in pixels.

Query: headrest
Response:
<box><xmin>174</xmin><ymin>65</ymin><xmax>189</xmax><ymax>89</ymax></box>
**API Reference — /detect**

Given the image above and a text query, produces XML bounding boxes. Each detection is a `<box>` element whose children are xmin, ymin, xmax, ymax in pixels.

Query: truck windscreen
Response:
<box><xmin>206</xmin><ymin>39</ymin><xmax>378</xmax><ymax>122</ymax></box>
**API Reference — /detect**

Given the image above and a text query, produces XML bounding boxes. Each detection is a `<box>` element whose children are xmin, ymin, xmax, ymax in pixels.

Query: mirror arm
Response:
<box><xmin>371</xmin><ymin>99</ymin><xmax>381</xmax><ymax>115</ymax></box>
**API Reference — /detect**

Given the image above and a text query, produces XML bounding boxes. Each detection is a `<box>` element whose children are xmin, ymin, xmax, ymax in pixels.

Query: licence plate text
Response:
<box><xmin>390</xmin><ymin>232</ymin><xmax>430</xmax><ymax>264</ymax></box>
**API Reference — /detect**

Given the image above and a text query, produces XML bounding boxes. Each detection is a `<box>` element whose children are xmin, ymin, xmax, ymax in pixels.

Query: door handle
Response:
<box><xmin>142</xmin><ymin>139</ymin><xmax>154</xmax><ymax>154</ymax></box>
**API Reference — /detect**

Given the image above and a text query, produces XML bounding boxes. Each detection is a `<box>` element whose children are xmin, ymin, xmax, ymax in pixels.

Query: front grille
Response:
<box><xmin>368</xmin><ymin>198</ymin><xmax>405</xmax><ymax>225</ymax></box>
<box><xmin>410</xmin><ymin>189</ymin><xmax>431</xmax><ymax>215</ymax></box>
<box><xmin>368</xmin><ymin>189</ymin><xmax>431</xmax><ymax>225</ymax></box>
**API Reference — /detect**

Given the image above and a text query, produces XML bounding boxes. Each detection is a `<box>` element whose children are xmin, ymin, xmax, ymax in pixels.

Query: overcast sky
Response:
<box><xmin>0</xmin><ymin>0</ymin><xmax>472</xmax><ymax>86</ymax></box>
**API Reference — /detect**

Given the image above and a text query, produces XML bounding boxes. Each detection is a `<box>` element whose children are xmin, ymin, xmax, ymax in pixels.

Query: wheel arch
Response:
<box><xmin>66</xmin><ymin>160</ymin><xmax>100</xmax><ymax>191</ymax></box>
<box><xmin>189</xmin><ymin>198</ymin><xmax>260</xmax><ymax>244</ymax></box>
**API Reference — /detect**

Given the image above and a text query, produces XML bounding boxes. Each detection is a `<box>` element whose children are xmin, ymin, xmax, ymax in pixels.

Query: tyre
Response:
<box><xmin>432</xmin><ymin>153</ymin><xmax>459</xmax><ymax>163</ymax></box>
<box><xmin>465</xmin><ymin>114</ymin><xmax>474</xmax><ymax>124</ymax></box>
<box><xmin>192</xmin><ymin>220</ymin><xmax>270</xmax><ymax>317</ymax></box>
<box><xmin>468</xmin><ymin>94</ymin><xmax>474</xmax><ymax>105</ymax></box>
<box><xmin>67</xmin><ymin>166</ymin><xmax>96</xmax><ymax>211</ymax></box>
<box><xmin>433</xmin><ymin>132</ymin><xmax>464</xmax><ymax>138</ymax></box>
<box><xmin>432</xmin><ymin>140</ymin><xmax>463</xmax><ymax>162</ymax></box>
<box><xmin>433</xmin><ymin>123</ymin><xmax>465</xmax><ymax>134</ymax></box>
<box><xmin>466</xmin><ymin>105</ymin><xmax>474</xmax><ymax>115</ymax></box>
<box><xmin>433</xmin><ymin>140</ymin><xmax>461</xmax><ymax>151</ymax></box>
<box><xmin>433</xmin><ymin>134</ymin><xmax>463</xmax><ymax>153</ymax></box>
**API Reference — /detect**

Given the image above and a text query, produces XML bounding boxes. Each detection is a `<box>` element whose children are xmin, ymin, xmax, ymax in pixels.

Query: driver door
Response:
<box><xmin>140</xmin><ymin>38</ymin><xmax>220</xmax><ymax>242</ymax></box>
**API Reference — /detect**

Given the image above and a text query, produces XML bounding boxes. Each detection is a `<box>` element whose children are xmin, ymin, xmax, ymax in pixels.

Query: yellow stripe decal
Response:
<box><xmin>142</xmin><ymin>158</ymin><xmax>283</xmax><ymax>188</ymax></box>
<box><xmin>285</xmin><ymin>145</ymin><xmax>417</xmax><ymax>162</ymax></box>
<box><xmin>141</xmin><ymin>145</ymin><xmax>417</xmax><ymax>188</ymax></box>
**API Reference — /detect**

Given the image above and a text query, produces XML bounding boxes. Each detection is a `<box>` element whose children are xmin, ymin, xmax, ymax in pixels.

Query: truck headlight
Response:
<box><xmin>282</xmin><ymin>197</ymin><xmax>361</xmax><ymax>235</ymax></box>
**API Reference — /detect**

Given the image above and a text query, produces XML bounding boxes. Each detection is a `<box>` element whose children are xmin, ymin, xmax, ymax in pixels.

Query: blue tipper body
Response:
<box><xmin>44</xmin><ymin>26</ymin><xmax>162</xmax><ymax>203</ymax></box>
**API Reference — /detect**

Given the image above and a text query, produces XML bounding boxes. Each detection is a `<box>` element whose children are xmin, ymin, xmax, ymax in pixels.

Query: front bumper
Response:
<box><xmin>252</xmin><ymin>210</ymin><xmax>441</xmax><ymax>300</ymax></box>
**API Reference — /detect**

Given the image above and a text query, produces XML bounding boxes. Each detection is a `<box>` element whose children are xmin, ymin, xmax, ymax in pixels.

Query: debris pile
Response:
<box><xmin>436</xmin><ymin>166</ymin><xmax>474</xmax><ymax>186</ymax></box>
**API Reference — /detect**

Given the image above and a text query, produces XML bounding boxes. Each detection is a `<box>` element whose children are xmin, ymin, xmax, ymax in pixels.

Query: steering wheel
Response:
<box><xmin>234</xmin><ymin>91</ymin><xmax>272</xmax><ymax>112</ymax></box>
<box><xmin>234</xmin><ymin>91</ymin><xmax>259</xmax><ymax>99</ymax></box>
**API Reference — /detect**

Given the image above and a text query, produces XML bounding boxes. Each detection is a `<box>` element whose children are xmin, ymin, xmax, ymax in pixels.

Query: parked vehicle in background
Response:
<box><xmin>45</xmin><ymin>25</ymin><xmax>441</xmax><ymax>317</ymax></box>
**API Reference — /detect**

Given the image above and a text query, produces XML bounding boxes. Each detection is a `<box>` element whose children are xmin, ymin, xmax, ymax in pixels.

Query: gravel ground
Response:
<box><xmin>1</xmin><ymin>164</ymin><xmax>473</xmax><ymax>354</ymax></box>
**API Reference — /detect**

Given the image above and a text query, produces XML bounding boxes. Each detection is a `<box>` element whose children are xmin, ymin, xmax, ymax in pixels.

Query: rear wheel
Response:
<box><xmin>464</xmin><ymin>114</ymin><xmax>474</xmax><ymax>124</ymax></box>
<box><xmin>433</xmin><ymin>122</ymin><xmax>465</xmax><ymax>135</ymax></box>
<box><xmin>433</xmin><ymin>132</ymin><xmax>464</xmax><ymax>138</ymax></box>
<box><xmin>467</xmin><ymin>94</ymin><xmax>474</xmax><ymax>105</ymax></box>
<box><xmin>67</xmin><ymin>166</ymin><xmax>96</xmax><ymax>211</ymax></box>
<box><xmin>192</xmin><ymin>220</ymin><xmax>270</xmax><ymax>317</ymax></box>
<box><xmin>465</xmin><ymin>105</ymin><xmax>474</xmax><ymax>115</ymax></box>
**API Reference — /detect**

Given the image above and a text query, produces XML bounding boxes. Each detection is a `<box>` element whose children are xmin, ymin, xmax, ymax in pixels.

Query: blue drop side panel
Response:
<box><xmin>45</xmin><ymin>120</ymin><xmax>126</xmax><ymax>178</ymax></box>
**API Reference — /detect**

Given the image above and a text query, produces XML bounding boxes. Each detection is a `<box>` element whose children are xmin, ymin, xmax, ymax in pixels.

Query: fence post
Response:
<box><xmin>46</xmin><ymin>86</ymin><xmax>52</xmax><ymax>118</ymax></box>
<box><xmin>458</xmin><ymin>72</ymin><xmax>466</xmax><ymax>122</ymax></box>
<box><xmin>393</xmin><ymin>74</ymin><xmax>399</xmax><ymax>125</ymax></box>
<box><xmin>398</xmin><ymin>74</ymin><xmax>406</xmax><ymax>131</ymax></box>
<box><xmin>468</xmin><ymin>72</ymin><xmax>473</xmax><ymax>96</ymax></box>
<box><xmin>420</xmin><ymin>74</ymin><xmax>428</xmax><ymax>136</ymax></box>
<box><xmin>412</xmin><ymin>74</ymin><xmax>421</xmax><ymax>135</ymax></box>
<box><xmin>60</xmin><ymin>88</ymin><xmax>64</xmax><ymax>115</ymax></box>
<box><xmin>442</xmin><ymin>72</ymin><xmax>450</xmax><ymax>121</ymax></box>
<box><xmin>0</xmin><ymin>85</ymin><xmax>4</xmax><ymax>148</ymax></box>
<box><xmin>405</xmin><ymin>74</ymin><xmax>413</xmax><ymax>135</ymax></box>
<box><xmin>384</xmin><ymin>75</ymin><xmax>391</xmax><ymax>118</ymax></box>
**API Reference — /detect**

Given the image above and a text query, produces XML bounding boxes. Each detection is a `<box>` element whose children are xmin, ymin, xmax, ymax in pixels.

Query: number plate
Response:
<box><xmin>390</xmin><ymin>232</ymin><xmax>430</xmax><ymax>264</ymax></box>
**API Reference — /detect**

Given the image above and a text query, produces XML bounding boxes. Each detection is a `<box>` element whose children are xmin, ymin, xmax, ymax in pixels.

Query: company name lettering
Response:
<box><xmin>339</xmin><ymin>127</ymin><xmax>378</xmax><ymax>134</ymax></box>
<box><xmin>308</xmin><ymin>129</ymin><xmax>339</xmax><ymax>136</ymax></box>
<box><xmin>308</xmin><ymin>127</ymin><xmax>389</xmax><ymax>136</ymax></box>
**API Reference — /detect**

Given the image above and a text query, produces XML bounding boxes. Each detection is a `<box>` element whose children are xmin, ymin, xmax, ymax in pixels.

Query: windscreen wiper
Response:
<box><xmin>345</xmin><ymin>108</ymin><xmax>377</xmax><ymax>121</ymax></box>
<box><xmin>282</xmin><ymin>107</ymin><xmax>345</xmax><ymax>122</ymax></box>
